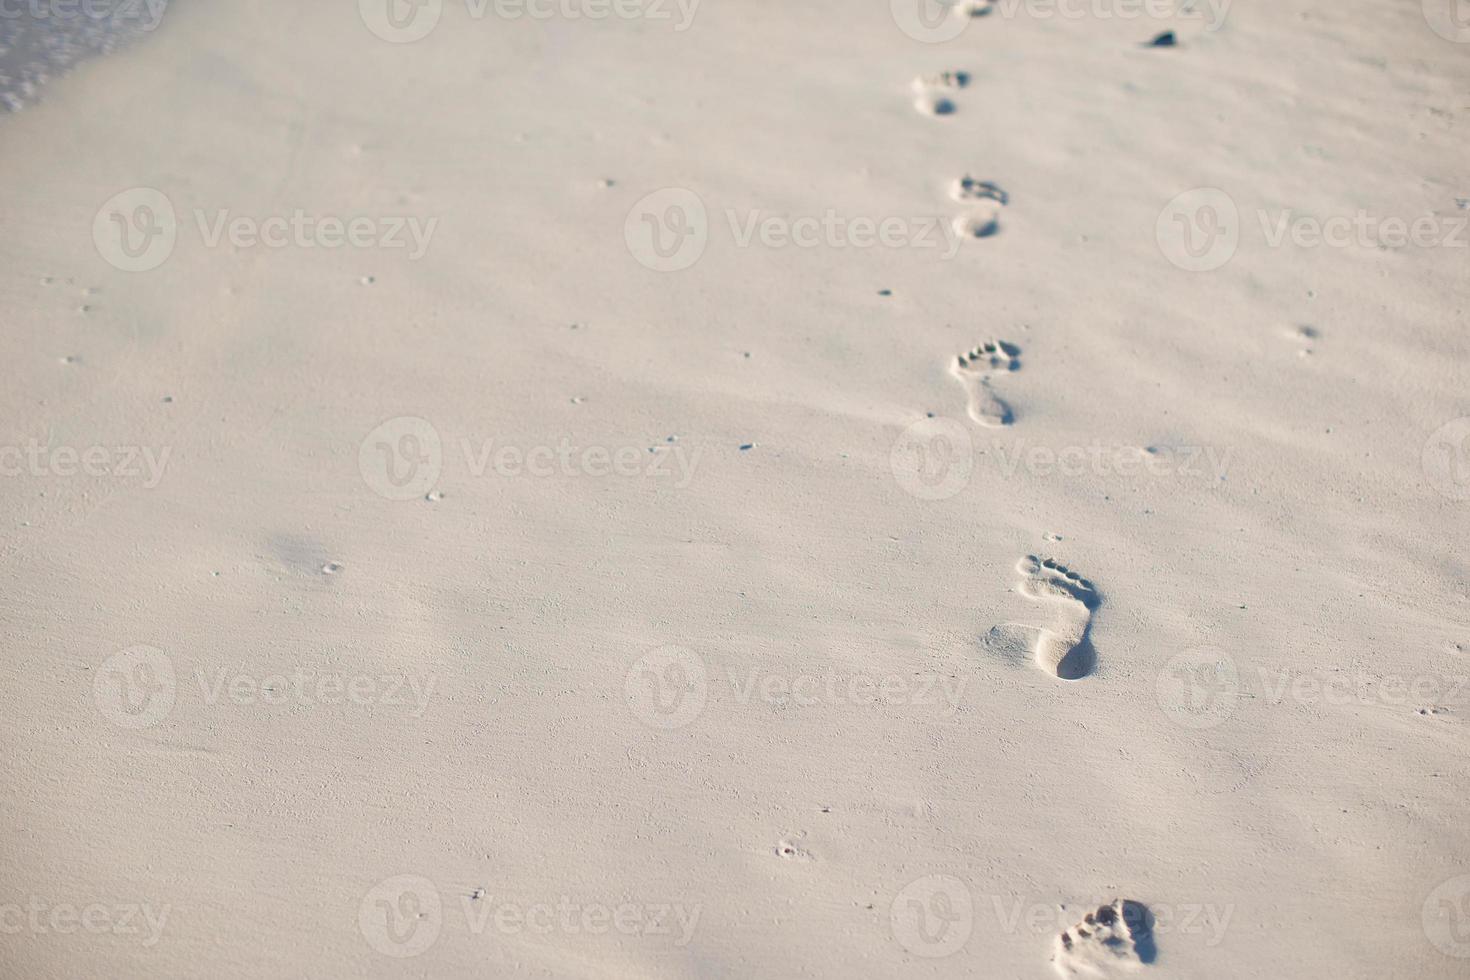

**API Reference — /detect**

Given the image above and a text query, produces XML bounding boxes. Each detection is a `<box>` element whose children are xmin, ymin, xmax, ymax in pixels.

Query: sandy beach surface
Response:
<box><xmin>1</xmin><ymin>0</ymin><xmax>1468</xmax><ymax>977</ymax></box>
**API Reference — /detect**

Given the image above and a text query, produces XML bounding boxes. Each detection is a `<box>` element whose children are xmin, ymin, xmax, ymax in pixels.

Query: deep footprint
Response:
<box><xmin>950</xmin><ymin>341</ymin><xmax>1020</xmax><ymax>427</ymax></box>
<box><xmin>1054</xmin><ymin>900</ymin><xmax>1155</xmax><ymax>977</ymax></box>
<box><xmin>1015</xmin><ymin>555</ymin><xmax>1099</xmax><ymax>680</ymax></box>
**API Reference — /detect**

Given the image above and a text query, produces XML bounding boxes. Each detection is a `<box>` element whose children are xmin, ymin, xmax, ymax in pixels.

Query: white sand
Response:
<box><xmin>2</xmin><ymin>0</ymin><xmax>1468</xmax><ymax>976</ymax></box>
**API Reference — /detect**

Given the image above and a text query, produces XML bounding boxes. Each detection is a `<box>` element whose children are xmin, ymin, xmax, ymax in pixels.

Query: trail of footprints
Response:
<box><xmin>913</xmin><ymin>67</ymin><xmax>1104</xmax><ymax>686</ymax></box>
<box><xmin>905</xmin><ymin>56</ymin><xmax>1149</xmax><ymax>977</ymax></box>
<box><xmin>901</xmin><ymin>13</ymin><xmax>1251</xmax><ymax>974</ymax></box>
<box><xmin>910</xmin><ymin>73</ymin><xmax>1012</xmax><ymax>236</ymax></box>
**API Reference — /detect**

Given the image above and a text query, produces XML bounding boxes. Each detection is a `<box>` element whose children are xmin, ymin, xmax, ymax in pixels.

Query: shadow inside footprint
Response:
<box><xmin>1014</xmin><ymin>556</ymin><xmax>1100</xmax><ymax>680</ymax></box>
<box><xmin>1120</xmin><ymin>901</ymin><xmax>1158</xmax><ymax>964</ymax></box>
<box><xmin>1054</xmin><ymin>632</ymin><xmax>1097</xmax><ymax>681</ymax></box>
<box><xmin>1056</xmin><ymin>899</ymin><xmax>1157</xmax><ymax>976</ymax></box>
<box><xmin>983</xmin><ymin>385</ymin><xmax>1014</xmax><ymax>426</ymax></box>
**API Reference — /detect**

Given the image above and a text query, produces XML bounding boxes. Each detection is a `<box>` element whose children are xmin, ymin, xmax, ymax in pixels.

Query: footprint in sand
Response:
<box><xmin>1015</xmin><ymin>556</ymin><xmax>1099</xmax><ymax>680</ymax></box>
<box><xmin>952</xmin><ymin>176</ymin><xmax>1008</xmax><ymax>205</ymax></box>
<box><xmin>912</xmin><ymin>71</ymin><xmax>968</xmax><ymax>116</ymax></box>
<box><xmin>952</xmin><ymin>212</ymin><xmax>1001</xmax><ymax>239</ymax></box>
<box><xmin>913</xmin><ymin>71</ymin><xmax>969</xmax><ymax>92</ymax></box>
<box><xmin>775</xmin><ymin>834</ymin><xmax>813</xmax><ymax>861</ymax></box>
<box><xmin>950</xmin><ymin>176</ymin><xmax>1008</xmax><ymax>238</ymax></box>
<box><xmin>1053</xmin><ymin>900</ymin><xmax>1155</xmax><ymax>977</ymax></box>
<box><xmin>914</xmin><ymin>92</ymin><xmax>955</xmax><ymax>116</ymax></box>
<box><xmin>950</xmin><ymin>341</ymin><xmax>1020</xmax><ymax>427</ymax></box>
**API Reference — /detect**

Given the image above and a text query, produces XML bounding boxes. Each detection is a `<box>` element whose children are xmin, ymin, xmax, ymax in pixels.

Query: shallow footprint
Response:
<box><xmin>1054</xmin><ymin>900</ymin><xmax>1155</xmax><ymax>977</ymax></box>
<box><xmin>1015</xmin><ymin>556</ymin><xmax>1099</xmax><ymax>680</ymax></box>
<box><xmin>953</xmin><ymin>210</ymin><xmax>1002</xmax><ymax>239</ymax></box>
<box><xmin>950</xmin><ymin>341</ymin><xmax>1020</xmax><ymax>427</ymax></box>
<box><xmin>775</xmin><ymin>835</ymin><xmax>812</xmax><ymax>861</ymax></box>
<box><xmin>911</xmin><ymin>70</ymin><xmax>969</xmax><ymax>93</ymax></box>
<box><xmin>951</xmin><ymin>177</ymin><xmax>1007</xmax><ymax>238</ymax></box>
<box><xmin>913</xmin><ymin>91</ymin><xmax>956</xmax><ymax>116</ymax></box>
<box><xmin>951</xmin><ymin>176</ymin><xmax>1008</xmax><ymax>205</ymax></box>
<box><xmin>912</xmin><ymin>71</ymin><xmax>967</xmax><ymax>116</ymax></box>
